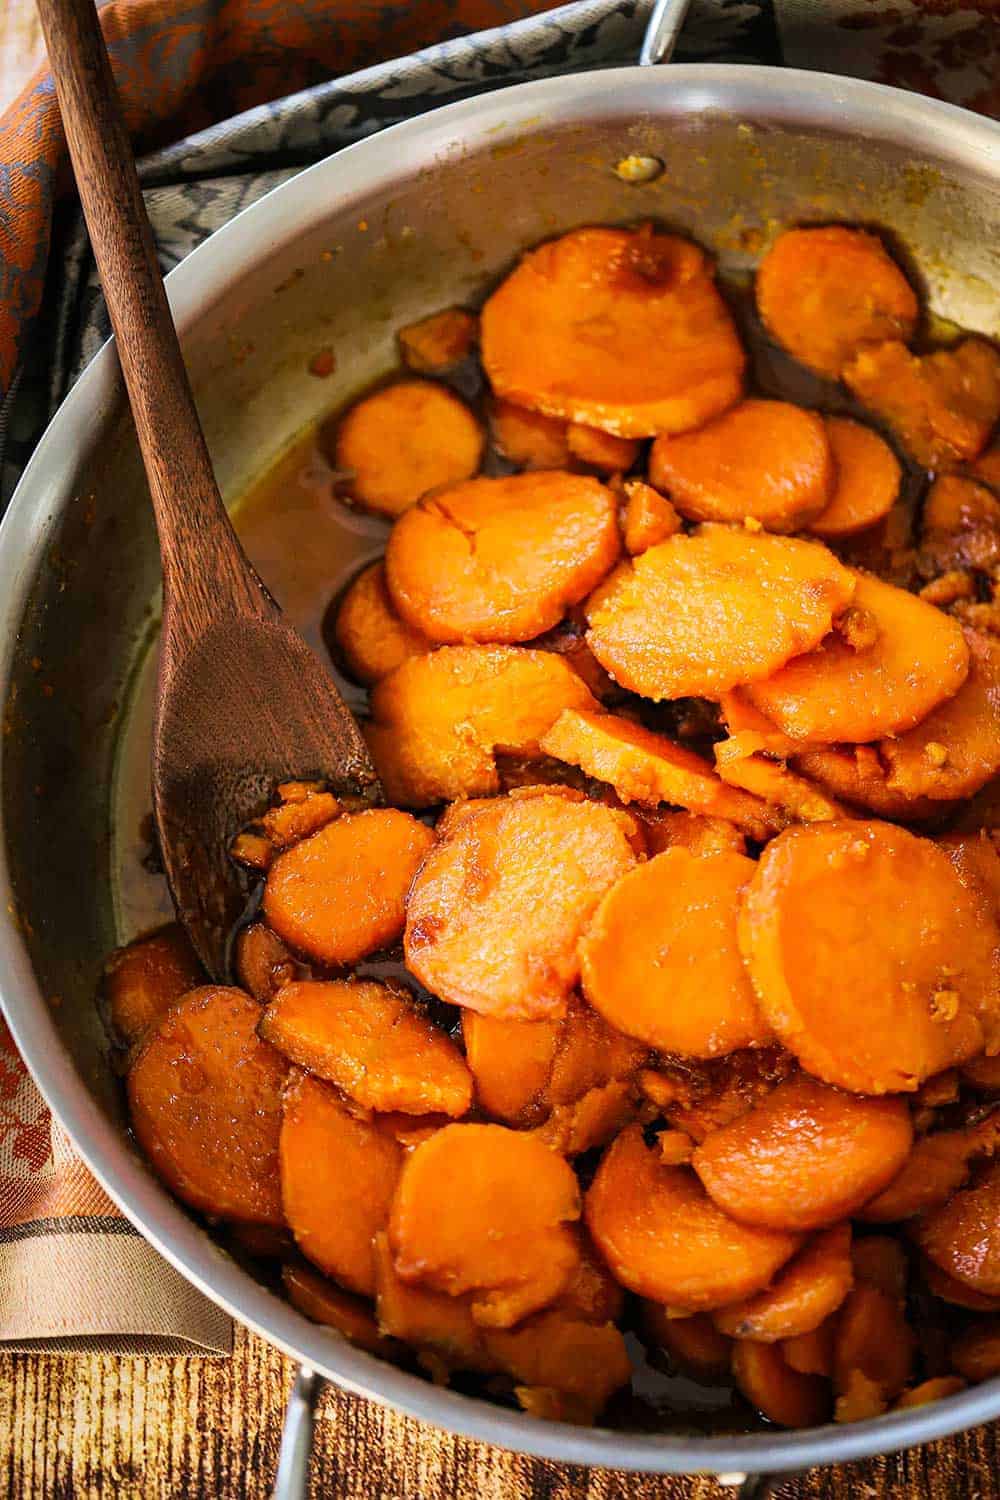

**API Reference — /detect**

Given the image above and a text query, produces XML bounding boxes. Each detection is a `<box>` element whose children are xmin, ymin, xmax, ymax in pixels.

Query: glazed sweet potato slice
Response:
<box><xmin>951</xmin><ymin>1319</ymin><xmax>1000</xmax><ymax>1381</ymax></box>
<box><xmin>585</xmin><ymin>1126</ymin><xmax>802</xmax><ymax>1311</ymax></box>
<box><xmin>648</xmin><ymin>399</ymin><xmax>834</xmax><ymax>532</ymax></box>
<box><xmin>790</xmin><ymin>746</ymin><xmax>939</xmax><ymax>823</ymax></box>
<box><xmin>920</xmin><ymin>474</ymin><xmax>1000</xmax><ymax>577</ymax></box>
<box><xmin>546</xmin><ymin>994</ymin><xmax>648</xmax><ymax>1104</ymax></box>
<box><xmin>580</xmin><ymin>848</ymin><xmax>771</xmax><ymax>1058</ymax></box>
<box><xmin>488</xmin><ymin>398</ymin><xmax>570</xmax><ymax>470</ymax></box>
<box><xmin>282</xmin><ymin>1262</ymin><xmax>397</xmax><ymax>1355</ymax></box>
<box><xmin>333</xmin><ymin>379</ymin><xmax>483</xmax><ymax>517</ymax></box>
<box><xmin>372</xmin><ymin>1231</ymin><xmax>495</xmax><ymax>1373</ymax></box>
<box><xmin>740</xmin><ymin>821</ymin><xmax>998</xmax><ymax>1093</ymax></box>
<box><xmin>260</xmin><ymin>979</ymin><xmax>472</xmax><ymax>1117</ymax></box>
<box><xmin>641</xmin><ymin>1306</ymin><xmax>733</xmax><ymax>1380</ymax></box>
<box><xmin>483</xmin><ymin>1310</ymin><xmax>632</xmax><ymax>1420</ymax></box>
<box><xmin>103</xmin><ymin>922</ymin><xmax>203</xmax><ymax>1047</ymax></box>
<box><xmin>388</xmin><ymin>1123</ymin><xmax>581</xmax><ymax>1327</ymax></box>
<box><xmin>755</xmin><ymin>226</ymin><xmax>917</xmax><ymax>378</ymax></box>
<box><xmin>397</xmin><ymin>307</ymin><xmax>477</xmax><ymax>373</ymax></box>
<box><xmin>280</xmin><ymin>1071</ymin><xmax>402</xmax><ymax>1296</ymax></box>
<box><xmin>566</xmin><ymin>423</ymin><xmax>640</xmax><ymax>474</ymax></box>
<box><xmin>234</xmin><ymin>923</ymin><xmax>303</xmax><ymax>1004</ymax></box>
<box><xmin>713</xmin><ymin>1224</ymin><xmax>853</xmax><ymax>1342</ymax></box>
<box><xmin>365</xmin><ymin>646</ymin><xmax>596</xmax><ymax>807</ymax></box>
<box><xmin>714</xmin><ymin>744</ymin><xmax>846</xmax><ymax>823</ymax></box>
<box><xmin>693</xmin><ymin>1074</ymin><xmax>911</xmax><ymax>1231</ymax></box>
<box><xmin>859</xmin><ymin>1128</ymin><xmax>981</xmax><ymax>1222</ymax></box>
<box><xmin>127</xmin><ymin>986</ymin><xmax>287</xmax><ymax>1225</ymax></box>
<box><xmin>732</xmin><ymin>1340</ymin><xmax>831</xmax><ymax>1428</ymax></box>
<box><xmin>923</xmin><ymin>1257</ymin><xmax>1000</xmax><ymax>1312</ymax></box>
<box><xmin>405</xmin><ymin>793</ymin><xmax>637</xmax><ymax>1020</ymax></box>
<box><xmin>384</xmin><ymin>472</ymin><xmax>620</xmax><ymax>644</ymax></box>
<box><xmin>781</xmin><ymin>1320</ymin><xmax>837</xmax><ymax>1378</ymax></box>
<box><xmin>833</xmin><ymin>1285</ymin><xmax>916</xmax><ymax>1405</ymax></box>
<box><xmin>585</xmin><ymin>526</ymin><xmax>856</xmax><ymax>700</ymax></box>
<box><xmin>332</xmin><ymin>561</ymin><xmax>430</xmax><ymax>685</ymax></box>
<box><xmin>540</xmin><ymin>710</ymin><xmax>782</xmax><ymax>840</ymax></box>
<box><xmin>621</xmin><ymin>480</ymin><xmax>681</xmax><ymax>555</ymax></box>
<box><xmin>807</xmin><ymin>417</ymin><xmax>902</xmax><ymax>540</ymax></box>
<box><xmin>640</xmin><ymin>1047</ymin><xmax>797</xmax><ymax>1144</ymax></box>
<box><xmin>915</xmin><ymin>1163</ymin><xmax>1000</xmax><ymax>1299</ymax></box>
<box><xmin>745</xmin><ymin>572</ymin><xmax>971</xmax><ymax>744</ymax></box>
<box><xmin>641</xmin><ymin>808</ymin><xmax>747</xmax><ymax>856</ymax></box>
<box><xmin>895</xmin><ymin>1376</ymin><xmax>966</xmax><ymax>1410</ymax></box>
<box><xmin>480</xmin><ymin>225</ymin><xmax>745</xmax><ymax>438</ymax></box>
<box><xmin>461</xmin><ymin>1012</ymin><xmax>562</xmax><ymax>1125</ymax></box>
<box><xmin>262</xmin><ymin>808</ymin><xmax>434</xmax><ymax>966</ymax></box>
<box><xmin>843</xmin><ymin>338</ymin><xmax>1000</xmax><ymax>471</ymax></box>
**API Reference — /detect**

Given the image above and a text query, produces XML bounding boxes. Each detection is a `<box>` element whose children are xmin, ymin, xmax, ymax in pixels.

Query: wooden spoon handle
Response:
<box><xmin>35</xmin><ymin>0</ymin><xmax>274</xmax><ymax>650</ymax></box>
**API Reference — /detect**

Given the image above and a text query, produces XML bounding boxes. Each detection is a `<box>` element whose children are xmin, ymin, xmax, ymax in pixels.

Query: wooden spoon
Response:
<box><xmin>36</xmin><ymin>0</ymin><xmax>381</xmax><ymax>979</ymax></box>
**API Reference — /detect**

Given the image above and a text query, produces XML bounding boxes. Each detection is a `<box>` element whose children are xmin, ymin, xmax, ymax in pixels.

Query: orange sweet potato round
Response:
<box><xmin>333</xmin><ymin>561</ymin><xmax>430</xmax><ymax>685</ymax></box>
<box><xmin>481</xmin><ymin>226</ymin><xmax>745</xmax><ymax>438</ymax></box>
<box><xmin>641</xmin><ymin>808</ymin><xmax>748</xmax><ymax>857</ymax></box>
<box><xmin>923</xmin><ymin>1256</ymin><xmax>1000</xmax><ymax>1312</ymax></box>
<box><xmin>790</xmin><ymin>745</ymin><xmax>940</xmax><ymax>824</ymax></box>
<box><xmin>732</xmin><ymin>1340</ymin><xmax>832</xmax><ymax>1428</ymax></box>
<box><xmin>755</xmin><ymin>227</ymin><xmax>917</xmax><ymax>378</ymax></box>
<box><xmin>713</xmin><ymin>1224</ymin><xmax>853</xmax><ymax>1341</ymax></box>
<box><xmin>714</xmin><ymin>745</ymin><xmax>846</xmax><ymax>824</ymax></box>
<box><xmin>489</xmin><ymin>398</ymin><xmax>571</xmax><ymax>470</ymax></box>
<box><xmin>566</xmin><ymin>423</ymin><xmax>640</xmax><ymax>474</ymax></box>
<box><xmin>260</xmin><ymin>979</ymin><xmax>472</xmax><ymax>1117</ymax></box>
<box><xmin>365</xmin><ymin>645</ymin><xmax>596</xmax><ymax>808</ymax></box>
<box><xmin>483</xmin><ymin>1310</ymin><xmax>632</xmax><ymax>1420</ymax></box>
<box><xmin>738</xmin><ymin>821</ymin><xmax>997</xmax><ymax>1094</ymax></box>
<box><xmin>580</xmin><ymin>847</ymin><xmax>771</xmax><ymax>1058</ymax></box>
<box><xmin>103</xmin><ymin>922</ymin><xmax>203</xmax><ymax>1048</ymax></box>
<box><xmin>746</xmin><ymin>572</ymin><xmax>971</xmax><ymax>744</ymax></box>
<box><xmin>397</xmin><ymin>307</ymin><xmax>477</xmax><ymax>373</ymax></box>
<box><xmin>781</xmin><ymin>1320</ymin><xmax>837</xmax><ymax>1378</ymax></box>
<box><xmin>333</xmin><ymin>379</ymin><xmax>483</xmax><ymax>517</ymax></box>
<box><xmin>405</xmin><ymin>793</ymin><xmax>637</xmax><ymax>1020</ymax></box>
<box><xmin>461</xmin><ymin>1011</ymin><xmax>562</xmax><ymax>1125</ymax></box>
<box><xmin>388</xmin><ymin>1123</ymin><xmax>581</xmax><ymax>1328</ymax></box>
<box><xmin>859</xmin><ymin>1128</ymin><xmax>978</xmax><ymax>1223</ymax></box>
<box><xmin>586</xmin><ymin>526</ymin><xmax>856</xmax><ymax>700</ymax></box>
<box><xmin>127</xmin><ymin>986</ymin><xmax>287</xmax><ymax>1225</ymax></box>
<box><xmin>915</xmin><ymin>1164</ymin><xmax>1000</xmax><ymax>1299</ymax></box>
<box><xmin>807</xmin><ymin>418</ymin><xmax>902</xmax><ymax>540</ymax></box>
<box><xmin>894</xmin><ymin>1377</ymin><xmax>967</xmax><ymax>1411</ymax></box>
<box><xmin>384</xmin><ymin>472</ymin><xmax>620</xmax><ymax>644</ymax></box>
<box><xmin>641</xmin><ymin>1306</ymin><xmax>733</xmax><ymax>1380</ymax></box>
<box><xmin>648</xmin><ymin>399</ymin><xmax>834</xmax><ymax>532</ymax></box>
<box><xmin>372</xmin><ymin>1231</ymin><xmax>495</xmax><ymax>1372</ymax></box>
<box><xmin>622</xmin><ymin>480</ymin><xmax>681</xmax><ymax>555</ymax></box>
<box><xmin>262</xmin><ymin>808</ymin><xmax>434</xmax><ymax>966</ymax></box>
<box><xmin>585</xmin><ymin>1125</ymin><xmax>802</xmax><ymax>1311</ymax></box>
<box><xmin>833</xmin><ymin>1284</ymin><xmax>916</xmax><ymax>1403</ymax></box>
<box><xmin>282</xmin><ymin>1262</ymin><xmax>397</xmax><ymax>1355</ymax></box>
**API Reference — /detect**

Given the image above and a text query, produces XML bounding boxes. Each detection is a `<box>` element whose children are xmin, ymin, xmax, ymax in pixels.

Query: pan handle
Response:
<box><xmin>639</xmin><ymin>0</ymin><xmax>695</xmax><ymax>65</ymax></box>
<box><xmin>271</xmin><ymin>1364</ymin><xmax>322</xmax><ymax>1500</ymax></box>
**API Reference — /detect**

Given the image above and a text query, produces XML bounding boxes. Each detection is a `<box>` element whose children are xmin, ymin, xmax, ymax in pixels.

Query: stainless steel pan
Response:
<box><xmin>2</xmin><ymin>3</ymin><xmax>999</xmax><ymax>1491</ymax></box>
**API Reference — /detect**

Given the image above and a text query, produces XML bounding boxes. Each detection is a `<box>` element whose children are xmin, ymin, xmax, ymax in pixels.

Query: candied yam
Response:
<box><xmin>282</xmin><ymin>1262</ymin><xmax>396</xmax><ymax>1355</ymax></box>
<box><xmin>894</xmin><ymin>1376</ymin><xmax>966</xmax><ymax>1410</ymax></box>
<box><xmin>388</xmin><ymin>1123</ymin><xmax>581</xmax><ymax>1328</ymax></box>
<box><xmin>585</xmin><ymin>1126</ymin><xmax>801</xmax><ymax>1311</ymax></box>
<box><xmin>951</xmin><ymin>1319</ymin><xmax>1000</xmax><ymax>1381</ymax></box>
<box><xmin>235</xmin><ymin>923</ymin><xmax>303</xmax><ymax>1004</ymax></box>
<box><xmin>333</xmin><ymin>380</ymin><xmax>483</xmax><ymax>517</ymax></box>
<box><xmin>738</xmin><ymin>821</ymin><xmax>996</xmax><ymax>1094</ymax></box>
<box><xmin>732</xmin><ymin>1341</ymin><xmax>831</xmax><ymax>1428</ymax></box>
<box><xmin>580</xmin><ymin>848</ymin><xmax>771</xmax><ymax>1058</ymax></box>
<box><xmin>835</xmin><ymin>1369</ymin><xmax>889</xmax><ymax>1423</ymax></box>
<box><xmin>489</xmin><ymin>399</ymin><xmax>570</xmax><ymax>470</ymax></box>
<box><xmin>372</xmin><ymin>1231</ymin><xmax>493</xmax><ymax>1372</ymax></box>
<box><xmin>642</xmin><ymin>1047</ymin><xmax>798</xmax><ymax>1144</ymax></box>
<box><xmin>553</xmin><ymin>1233</ymin><xmax>626</xmax><ymax>1325</ymax></box>
<box><xmin>807</xmin><ymin>418</ymin><xmax>902</xmax><ymax>540</ymax></box>
<box><xmin>714</xmin><ymin>745</ymin><xmax>846</xmax><ymax>823</ymax></box>
<box><xmin>127</xmin><ymin>986</ymin><xmax>286</xmax><ymax>1225</ymax></box>
<box><xmin>262</xmin><ymin>809</ymin><xmax>434</xmax><ymax>966</ymax></box>
<box><xmin>923</xmin><ymin>1256</ymin><xmax>1000</xmax><ymax>1311</ymax></box>
<box><xmin>533</xmin><ymin>1079</ymin><xmax>637</xmax><ymax>1157</ymax></box>
<box><xmin>641</xmin><ymin>808</ymin><xmax>747</xmax><ymax>856</ymax></box>
<box><xmin>915</xmin><ymin>1163</ymin><xmax>1000</xmax><ymax>1298</ymax></box>
<box><xmin>713</xmin><ymin>1224</ymin><xmax>852</xmax><ymax>1342</ymax></box>
<box><xmin>844</xmin><ymin>339</ymin><xmax>1000</xmax><ymax>471</ymax></box>
<box><xmin>658</xmin><ymin>1128</ymin><xmax>696</xmax><ymax>1167</ymax></box>
<box><xmin>229</xmin><ymin>831</ymin><xmax>273</xmax><ymax>871</ymax></box>
<box><xmin>941</xmin><ymin>831</ymin><xmax>1000</xmax><ymax>924</ymax></box>
<box><xmin>622</xmin><ymin>480</ymin><xmax>681</xmax><ymax>555</ymax></box>
<box><xmin>540</xmin><ymin>709</ymin><xmax>781</xmax><ymax>840</ymax></box>
<box><xmin>462</xmin><ymin>1011</ymin><xmax>562</xmax><ymax>1125</ymax></box>
<box><xmin>860</xmin><ymin>1130</ymin><xmax>976</xmax><ymax>1222</ymax></box>
<box><xmin>546</xmin><ymin>995</ymin><xmax>647</xmax><ymax>1104</ymax></box>
<box><xmin>851</xmin><ymin>1237</ymin><xmax>908</xmax><ymax>1302</ymax></box>
<box><xmin>755</xmin><ymin>226</ymin><xmax>917</xmax><ymax>378</ymax></box>
<box><xmin>280</xmin><ymin>1072</ymin><xmax>401</xmax><ymax>1295</ymax></box>
<box><xmin>566</xmin><ymin>424</ymin><xmax>640</xmax><ymax>474</ymax></box>
<box><xmin>921</xmin><ymin>474</ymin><xmax>1000</xmax><ymax>577</ymax></box>
<box><xmin>481</xmin><ymin>226</ymin><xmax>745</xmax><ymax>438</ymax></box>
<box><xmin>378</xmin><ymin>1112</ymin><xmax>450</xmax><ymax>1152</ymax></box>
<box><xmin>332</xmin><ymin>561</ymin><xmax>430</xmax><ymax>685</ymax></box>
<box><xmin>102</xmin><ymin>922</ymin><xmax>203</xmax><ymax>1047</ymax></box>
<box><xmin>260</xmin><ymin>979</ymin><xmax>472</xmax><ymax>1117</ymax></box>
<box><xmin>791</xmin><ymin>745</ymin><xmax>939</xmax><ymax>823</ymax></box>
<box><xmin>781</xmin><ymin>1320</ymin><xmax>837</xmax><ymax>1378</ymax></box>
<box><xmin>405</xmin><ymin>794</ymin><xmax>637</xmax><ymax>1021</ymax></box>
<box><xmin>719</xmin><ymin>692</ymin><xmax>803</xmax><ymax>761</ymax></box>
<box><xmin>649</xmin><ymin>399</ymin><xmax>834</xmax><ymax>532</ymax></box>
<box><xmin>398</xmin><ymin>307</ymin><xmax>477</xmax><ymax>372</ymax></box>
<box><xmin>365</xmin><ymin>646</ymin><xmax>596</xmax><ymax>808</ymax></box>
<box><xmin>384</xmin><ymin>472</ymin><xmax>621</xmax><ymax>645</ymax></box>
<box><xmin>693</xmin><ymin>1074</ymin><xmax>911</xmax><ymax>1231</ymax></box>
<box><xmin>641</xmin><ymin>1306</ymin><xmax>733</xmax><ymax>1380</ymax></box>
<box><xmin>483</xmin><ymin>1312</ymin><xmax>631</xmax><ymax>1420</ymax></box>
<box><xmin>586</xmin><ymin>526</ymin><xmax>855</xmax><ymax>701</ymax></box>
<box><xmin>833</xmin><ymin>1285</ymin><xmax>916</xmax><ymax>1403</ymax></box>
<box><xmin>746</xmin><ymin>571</ymin><xmax>971</xmax><ymax>744</ymax></box>
<box><xmin>261</xmin><ymin>792</ymin><xmax>341</xmax><ymax>852</ymax></box>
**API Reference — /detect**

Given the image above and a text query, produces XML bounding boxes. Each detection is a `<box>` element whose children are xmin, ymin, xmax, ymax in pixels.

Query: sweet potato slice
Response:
<box><xmin>388</xmin><ymin>1123</ymin><xmax>581</xmax><ymax>1327</ymax></box>
<box><xmin>333</xmin><ymin>379</ymin><xmax>483</xmax><ymax>517</ymax></box>
<box><xmin>282</xmin><ymin>1262</ymin><xmax>397</xmax><ymax>1355</ymax></box>
<box><xmin>807</xmin><ymin>418</ymin><xmax>902</xmax><ymax>540</ymax></box>
<box><xmin>462</xmin><ymin>1012</ymin><xmax>562</xmax><ymax>1125</ymax></box>
<box><xmin>781</xmin><ymin>1320</ymin><xmax>836</xmax><ymax>1378</ymax></box>
<box><xmin>713</xmin><ymin>1224</ymin><xmax>852</xmax><ymax>1341</ymax></box>
<box><xmin>641</xmin><ymin>808</ymin><xmax>747</xmax><ymax>856</ymax></box>
<box><xmin>941</xmin><ymin>831</ymin><xmax>1000</xmax><ymax>924</ymax></box>
<box><xmin>648</xmin><ymin>399</ymin><xmax>834</xmax><ymax>532</ymax></box>
<box><xmin>693</xmin><ymin>1074</ymin><xmax>911</xmax><ymax>1230</ymax></box>
<box><xmin>621</xmin><ymin>480</ymin><xmax>681</xmax><ymax>556</ymax></box>
<box><xmin>405</xmin><ymin>793</ymin><xmax>637</xmax><ymax>1020</ymax></box>
<box><xmin>791</xmin><ymin>746</ymin><xmax>939</xmax><ymax>823</ymax></box>
<box><xmin>580</xmin><ymin>848</ymin><xmax>771</xmax><ymax>1058</ymax></box>
<box><xmin>585</xmin><ymin>1126</ymin><xmax>801</xmax><ymax>1311</ymax></box>
<box><xmin>480</xmin><ymin>225</ymin><xmax>745</xmax><ymax>438</ymax></box>
<box><xmin>833</xmin><ymin>1285</ymin><xmax>916</xmax><ymax>1403</ymax></box>
<box><xmin>714</xmin><ymin>745</ymin><xmax>846</xmax><ymax>823</ymax></box>
<box><xmin>280</xmin><ymin>1072</ymin><xmax>402</xmax><ymax>1295</ymax></box>
<box><xmin>641</xmin><ymin>1306</ymin><xmax>733</xmax><ymax>1380</ymax></box>
<box><xmin>844</xmin><ymin>339</ymin><xmax>1000</xmax><ymax>471</ymax></box>
<box><xmin>923</xmin><ymin>1256</ymin><xmax>1000</xmax><ymax>1311</ymax></box>
<box><xmin>719</xmin><ymin>692</ymin><xmax>802</xmax><ymax>761</ymax></box>
<box><xmin>260</xmin><ymin>979</ymin><xmax>472</xmax><ymax>1117</ymax></box>
<box><xmin>398</xmin><ymin>307</ymin><xmax>477</xmax><ymax>373</ymax></box>
<box><xmin>262</xmin><ymin>809</ymin><xmax>434</xmax><ymax>966</ymax></box>
<box><xmin>746</xmin><ymin>572</ymin><xmax>971</xmax><ymax>745</ymax></box>
<box><xmin>489</xmin><ymin>399</ymin><xmax>570</xmax><ymax>470</ymax></box>
<box><xmin>915</xmin><ymin>1163</ymin><xmax>1000</xmax><ymax>1298</ymax></box>
<box><xmin>371</xmin><ymin>1231</ymin><xmax>494</xmax><ymax>1373</ymax></box>
<box><xmin>365</xmin><ymin>646</ymin><xmax>596</xmax><ymax>808</ymax></box>
<box><xmin>640</xmin><ymin>1047</ymin><xmax>797</xmax><ymax>1144</ymax></box>
<box><xmin>895</xmin><ymin>1376</ymin><xmax>966</xmax><ymax>1410</ymax></box>
<box><xmin>385</xmin><ymin>472</ymin><xmax>620</xmax><ymax>645</ymax></box>
<box><xmin>484</xmin><ymin>1311</ymin><xmax>631</xmax><ymax>1419</ymax></box>
<box><xmin>533</xmin><ymin>1080</ymin><xmax>637</xmax><ymax>1157</ymax></box>
<box><xmin>755</xmin><ymin>226</ymin><xmax>917</xmax><ymax>378</ymax></box>
<box><xmin>235</xmin><ymin>923</ymin><xmax>303</xmax><ymax>1004</ymax></box>
<box><xmin>333</xmin><ymin>561</ymin><xmax>431</xmax><ymax>685</ymax></box>
<box><xmin>103</xmin><ymin>922</ymin><xmax>203</xmax><ymax>1047</ymax></box>
<box><xmin>127</xmin><ymin>986</ymin><xmax>286</xmax><ymax>1225</ymax></box>
<box><xmin>738</xmin><ymin>821</ymin><xmax>997</xmax><ymax>1094</ymax></box>
<box><xmin>732</xmin><ymin>1341</ymin><xmax>831</xmax><ymax>1428</ymax></box>
<box><xmin>950</xmin><ymin>1319</ymin><xmax>1000</xmax><ymax>1381</ymax></box>
<box><xmin>860</xmin><ymin>1129</ymin><xmax>979</xmax><ymax>1223</ymax></box>
<box><xmin>554</xmin><ymin>1232</ymin><xmax>626</xmax><ymax>1325</ymax></box>
<box><xmin>586</xmin><ymin>526</ymin><xmax>856</xmax><ymax>700</ymax></box>
<box><xmin>920</xmin><ymin>474</ymin><xmax>1000</xmax><ymax>578</ymax></box>
<box><xmin>546</xmin><ymin>995</ymin><xmax>648</xmax><ymax>1104</ymax></box>
<box><xmin>566</xmin><ymin>424</ymin><xmax>640</xmax><ymax>474</ymax></box>
<box><xmin>540</xmin><ymin>709</ymin><xmax>781</xmax><ymax>840</ymax></box>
